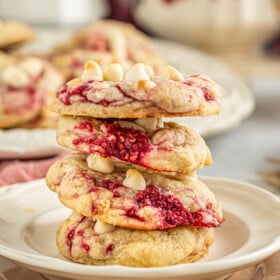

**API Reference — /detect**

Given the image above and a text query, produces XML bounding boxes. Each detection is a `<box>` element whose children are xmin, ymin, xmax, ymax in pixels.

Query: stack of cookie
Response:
<box><xmin>46</xmin><ymin>61</ymin><xmax>223</xmax><ymax>267</ymax></box>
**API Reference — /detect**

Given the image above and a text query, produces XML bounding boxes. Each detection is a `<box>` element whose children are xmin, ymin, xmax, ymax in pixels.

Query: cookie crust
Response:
<box><xmin>57</xmin><ymin>212</ymin><xmax>215</xmax><ymax>267</ymax></box>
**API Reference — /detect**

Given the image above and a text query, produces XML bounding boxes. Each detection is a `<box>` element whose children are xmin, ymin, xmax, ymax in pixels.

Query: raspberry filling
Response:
<box><xmin>202</xmin><ymin>87</ymin><xmax>215</xmax><ymax>101</ymax></box>
<box><xmin>56</xmin><ymin>76</ymin><xmax>216</xmax><ymax>109</ymax></box>
<box><xmin>183</xmin><ymin>77</ymin><xmax>216</xmax><ymax>102</ymax></box>
<box><xmin>67</xmin><ymin>221</ymin><xmax>115</xmax><ymax>256</ymax></box>
<box><xmin>135</xmin><ymin>185</ymin><xmax>220</xmax><ymax>229</ymax></box>
<box><xmin>83</xmin><ymin>172</ymin><xmax>221</xmax><ymax>229</ymax></box>
<box><xmin>98</xmin><ymin>180</ymin><xmax>123</xmax><ymax>198</ymax></box>
<box><xmin>57</xmin><ymin>84</ymin><xmax>91</xmax><ymax>105</ymax></box>
<box><xmin>105</xmin><ymin>244</ymin><xmax>114</xmax><ymax>255</ymax></box>
<box><xmin>66</xmin><ymin>216</ymin><xmax>86</xmax><ymax>254</ymax></box>
<box><xmin>2</xmin><ymin>70</ymin><xmax>45</xmax><ymax>114</ymax></box>
<box><xmin>56</xmin><ymin>82</ymin><xmax>138</xmax><ymax>107</ymax></box>
<box><xmin>73</xmin><ymin>121</ymin><xmax>152</xmax><ymax>166</ymax></box>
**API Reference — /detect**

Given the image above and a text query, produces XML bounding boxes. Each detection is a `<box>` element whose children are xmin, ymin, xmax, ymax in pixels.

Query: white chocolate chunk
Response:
<box><xmin>20</xmin><ymin>58</ymin><xmax>43</xmax><ymax>77</ymax></box>
<box><xmin>123</xmin><ymin>169</ymin><xmax>146</xmax><ymax>191</ymax></box>
<box><xmin>125</xmin><ymin>63</ymin><xmax>150</xmax><ymax>82</ymax></box>
<box><xmin>136</xmin><ymin>80</ymin><xmax>156</xmax><ymax>90</ymax></box>
<box><xmin>87</xmin><ymin>154</ymin><xmax>114</xmax><ymax>173</ymax></box>
<box><xmin>157</xmin><ymin>118</ymin><xmax>163</xmax><ymax>128</ymax></box>
<box><xmin>117</xmin><ymin>121</ymin><xmax>145</xmax><ymax>132</ymax></box>
<box><xmin>163</xmin><ymin>66</ymin><xmax>185</xmax><ymax>82</ymax></box>
<box><xmin>103</xmin><ymin>63</ymin><xmax>123</xmax><ymax>82</ymax></box>
<box><xmin>94</xmin><ymin>220</ymin><xmax>115</xmax><ymax>234</ymax></box>
<box><xmin>1</xmin><ymin>65</ymin><xmax>30</xmax><ymax>87</ymax></box>
<box><xmin>145</xmin><ymin>65</ymin><xmax>154</xmax><ymax>78</ymax></box>
<box><xmin>135</xmin><ymin>118</ymin><xmax>163</xmax><ymax>132</ymax></box>
<box><xmin>67</xmin><ymin>78</ymin><xmax>82</xmax><ymax>87</ymax></box>
<box><xmin>81</xmin><ymin>60</ymin><xmax>103</xmax><ymax>82</ymax></box>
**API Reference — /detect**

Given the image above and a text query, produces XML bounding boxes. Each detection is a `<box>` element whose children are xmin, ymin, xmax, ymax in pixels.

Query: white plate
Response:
<box><xmin>155</xmin><ymin>40</ymin><xmax>255</xmax><ymax>136</ymax></box>
<box><xmin>23</xmin><ymin>29</ymin><xmax>254</xmax><ymax>138</ymax></box>
<box><xmin>0</xmin><ymin>177</ymin><xmax>279</xmax><ymax>280</ymax></box>
<box><xmin>0</xmin><ymin>128</ymin><xmax>62</xmax><ymax>159</ymax></box>
<box><xmin>1</xmin><ymin>31</ymin><xmax>254</xmax><ymax>159</ymax></box>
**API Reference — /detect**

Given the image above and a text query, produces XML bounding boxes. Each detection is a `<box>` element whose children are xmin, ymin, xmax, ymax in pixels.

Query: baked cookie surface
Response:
<box><xmin>48</xmin><ymin>61</ymin><xmax>222</xmax><ymax>118</ymax></box>
<box><xmin>46</xmin><ymin>153</ymin><xmax>223</xmax><ymax>230</ymax></box>
<box><xmin>52</xmin><ymin>49</ymin><xmax>114</xmax><ymax>81</ymax></box>
<box><xmin>57</xmin><ymin>115</ymin><xmax>212</xmax><ymax>173</ymax></box>
<box><xmin>57</xmin><ymin>212</ymin><xmax>215</xmax><ymax>267</ymax></box>
<box><xmin>17</xmin><ymin>107</ymin><xmax>58</xmax><ymax>129</ymax></box>
<box><xmin>0</xmin><ymin>56</ymin><xmax>63</xmax><ymax>128</ymax></box>
<box><xmin>54</xmin><ymin>20</ymin><xmax>165</xmax><ymax>73</ymax></box>
<box><xmin>0</xmin><ymin>21</ymin><xmax>35</xmax><ymax>49</ymax></box>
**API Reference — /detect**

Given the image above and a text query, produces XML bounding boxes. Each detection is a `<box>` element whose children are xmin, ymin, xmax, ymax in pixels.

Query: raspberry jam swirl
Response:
<box><xmin>73</xmin><ymin>121</ymin><xmax>153</xmax><ymax>167</ymax></box>
<box><xmin>85</xmin><ymin>173</ymin><xmax>223</xmax><ymax>229</ymax></box>
<box><xmin>2</xmin><ymin>69</ymin><xmax>45</xmax><ymax>114</ymax></box>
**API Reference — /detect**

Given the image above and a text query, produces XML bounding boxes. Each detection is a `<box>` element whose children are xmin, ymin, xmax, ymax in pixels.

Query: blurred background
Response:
<box><xmin>1</xmin><ymin>2</ymin><xmax>280</xmax><ymax>278</ymax></box>
<box><xmin>1</xmin><ymin>0</ymin><xmax>280</xmax><ymax>76</ymax></box>
<box><xmin>1</xmin><ymin>0</ymin><xmax>280</xmax><ymax>191</ymax></box>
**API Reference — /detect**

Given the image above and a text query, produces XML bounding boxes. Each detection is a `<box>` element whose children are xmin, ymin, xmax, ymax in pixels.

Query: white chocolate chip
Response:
<box><xmin>136</xmin><ymin>80</ymin><xmax>156</xmax><ymax>90</ymax></box>
<box><xmin>103</xmin><ymin>63</ymin><xmax>123</xmax><ymax>82</ymax></box>
<box><xmin>117</xmin><ymin>121</ymin><xmax>145</xmax><ymax>132</ymax></box>
<box><xmin>94</xmin><ymin>220</ymin><xmax>115</xmax><ymax>234</ymax></box>
<box><xmin>67</xmin><ymin>78</ymin><xmax>82</xmax><ymax>87</ymax></box>
<box><xmin>81</xmin><ymin>60</ymin><xmax>103</xmax><ymax>82</ymax></box>
<box><xmin>87</xmin><ymin>154</ymin><xmax>114</xmax><ymax>173</ymax></box>
<box><xmin>123</xmin><ymin>169</ymin><xmax>146</xmax><ymax>191</ymax></box>
<box><xmin>1</xmin><ymin>65</ymin><xmax>30</xmax><ymax>87</ymax></box>
<box><xmin>125</xmin><ymin>63</ymin><xmax>150</xmax><ymax>82</ymax></box>
<box><xmin>145</xmin><ymin>65</ymin><xmax>154</xmax><ymax>78</ymax></box>
<box><xmin>20</xmin><ymin>58</ymin><xmax>43</xmax><ymax>77</ymax></box>
<box><xmin>94</xmin><ymin>82</ymin><xmax>110</xmax><ymax>90</ymax></box>
<box><xmin>157</xmin><ymin>118</ymin><xmax>163</xmax><ymax>128</ymax></box>
<box><xmin>163</xmin><ymin>66</ymin><xmax>185</xmax><ymax>82</ymax></box>
<box><xmin>135</xmin><ymin>118</ymin><xmax>163</xmax><ymax>132</ymax></box>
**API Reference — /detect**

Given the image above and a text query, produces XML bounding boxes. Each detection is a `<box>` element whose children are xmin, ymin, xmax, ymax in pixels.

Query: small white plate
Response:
<box><xmin>0</xmin><ymin>177</ymin><xmax>279</xmax><ymax>280</ymax></box>
<box><xmin>0</xmin><ymin>128</ymin><xmax>62</xmax><ymax>159</ymax></box>
<box><xmin>155</xmin><ymin>40</ymin><xmax>255</xmax><ymax>136</ymax></box>
<box><xmin>1</xmin><ymin>32</ymin><xmax>254</xmax><ymax>159</ymax></box>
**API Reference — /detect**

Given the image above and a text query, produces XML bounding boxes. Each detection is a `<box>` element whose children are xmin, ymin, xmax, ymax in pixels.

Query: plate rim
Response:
<box><xmin>154</xmin><ymin>38</ymin><xmax>255</xmax><ymax>137</ymax></box>
<box><xmin>0</xmin><ymin>176</ymin><xmax>280</xmax><ymax>278</ymax></box>
<box><xmin>0</xmin><ymin>128</ymin><xmax>62</xmax><ymax>159</ymax></box>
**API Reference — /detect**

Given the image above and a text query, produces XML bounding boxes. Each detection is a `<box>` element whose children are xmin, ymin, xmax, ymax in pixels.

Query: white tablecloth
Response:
<box><xmin>0</xmin><ymin>75</ymin><xmax>279</xmax><ymax>279</ymax></box>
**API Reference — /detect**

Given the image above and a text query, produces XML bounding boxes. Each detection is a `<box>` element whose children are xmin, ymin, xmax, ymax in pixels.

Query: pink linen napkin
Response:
<box><xmin>0</xmin><ymin>153</ymin><xmax>67</xmax><ymax>187</ymax></box>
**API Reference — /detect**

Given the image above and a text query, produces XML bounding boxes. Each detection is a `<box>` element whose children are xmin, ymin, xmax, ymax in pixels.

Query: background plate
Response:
<box><xmin>0</xmin><ymin>128</ymin><xmax>62</xmax><ymax>159</ymax></box>
<box><xmin>0</xmin><ymin>177</ymin><xmax>279</xmax><ymax>280</ymax></box>
<box><xmin>155</xmin><ymin>40</ymin><xmax>255</xmax><ymax>136</ymax></box>
<box><xmin>0</xmin><ymin>30</ymin><xmax>255</xmax><ymax>159</ymax></box>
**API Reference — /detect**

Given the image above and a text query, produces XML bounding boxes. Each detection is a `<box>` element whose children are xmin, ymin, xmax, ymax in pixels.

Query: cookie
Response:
<box><xmin>54</xmin><ymin>20</ymin><xmax>165</xmax><ymax>73</ymax></box>
<box><xmin>46</xmin><ymin>153</ymin><xmax>223</xmax><ymax>230</ymax></box>
<box><xmin>48</xmin><ymin>61</ymin><xmax>222</xmax><ymax>118</ymax></box>
<box><xmin>17</xmin><ymin>107</ymin><xmax>58</xmax><ymax>129</ymax></box>
<box><xmin>0</xmin><ymin>52</ymin><xmax>14</xmax><ymax>70</ymax></box>
<box><xmin>0</xmin><ymin>21</ymin><xmax>35</xmax><ymax>49</ymax></box>
<box><xmin>57</xmin><ymin>212</ymin><xmax>214</xmax><ymax>267</ymax></box>
<box><xmin>0</xmin><ymin>56</ymin><xmax>64</xmax><ymax>128</ymax></box>
<box><xmin>57</xmin><ymin>115</ymin><xmax>212</xmax><ymax>173</ymax></box>
<box><xmin>52</xmin><ymin>49</ymin><xmax>114</xmax><ymax>81</ymax></box>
